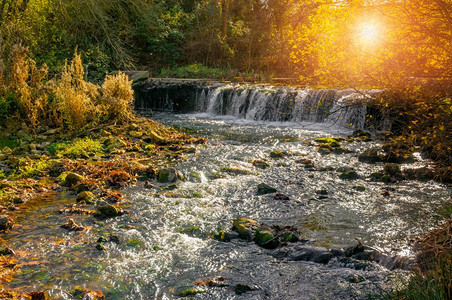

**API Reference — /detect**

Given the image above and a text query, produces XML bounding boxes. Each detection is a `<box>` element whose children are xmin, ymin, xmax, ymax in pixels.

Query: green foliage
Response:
<box><xmin>0</xmin><ymin>136</ymin><xmax>18</xmax><ymax>149</ymax></box>
<box><xmin>0</xmin><ymin>92</ymin><xmax>17</xmax><ymax>120</ymax></box>
<box><xmin>160</xmin><ymin>64</ymin><xmax>226</xmax><ymax>79</ymax></box>
<box><xmin>392</xmin><ymin>255</ymin><xmax>451</xmax><ymax>300</ymax></box>
<box><xmin>48</xmin><ymin>137</ymin><xmax>103</xmax><ymax>158</ymax></box>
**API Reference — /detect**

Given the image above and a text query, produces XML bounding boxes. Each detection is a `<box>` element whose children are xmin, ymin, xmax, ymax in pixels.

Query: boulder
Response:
<box><xmin>64</xmin><ymin>173</ymin><xmax>84</xmax><ymax>187</ymax></box>
<box><xmin>257</xmin><ymin>183</ymin><xmax>277</xmax><ymax>195</ymax></box>
<box><xmin>76</xmin><ymin>191</ymin><xmax>95</xmax><ymax>203</ymax></box>
<box><xmin>339</xmin><ymin>171</ymin><xmax>359</xmax><ymax>180</ymax></box>
<box><xmin>157</xmin><ymin>168</ymin><xmax>180</xmax><ymax>183</ymax></box>
<box><xmin>254</xmin><ymin>225</ymin><xmax>279</xmax><ymax>249</ymax></box>
<box><xmin>358</xmin><ymin>147</ymin><xmax>383</xmax><ymax>163</ymax></box>
<box><xmin>252</xmin><ymin>160</ymin><xmax>270</xmax><ymax>169</ymax></box>
<box><xmin>233</xmin><ymin>218</ymin><xmax>257</xmax><ymax>239</ymax></box>
<box><xmin>97</xmin><ymin>203</ymin><xmax>123</xmax><ymax>218</ymax></box>
<box><xmin>0</xmin><ymin>215</ymin><xmax>13</xmax><ymax>230</ymax></box>
<box><xmin>384</xmin><ymin>163</ymin><xmax>402</xmax><ymax>176</ymax></box>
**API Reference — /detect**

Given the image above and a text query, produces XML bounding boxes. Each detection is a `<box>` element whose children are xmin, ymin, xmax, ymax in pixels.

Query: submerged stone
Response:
<box><xmin>174</xmin><ymin>287</ymin><xmax>205</xmax><ymax>297</ymax></box>
<box><xmin>220</xmin><ymin>167</ymin><xmax>251</xmax><ymax>175</ymax></box>
<box><xmin>257</xmin><ymin>183</ymin><xmax>277</xmax><ymax>195</ymax></box>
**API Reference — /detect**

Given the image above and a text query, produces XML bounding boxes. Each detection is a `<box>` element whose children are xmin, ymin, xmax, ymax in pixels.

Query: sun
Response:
<box><xmin>357</xmin><ymin>22</ymin><xmax>381</xmax><ymax>46</ymax></box>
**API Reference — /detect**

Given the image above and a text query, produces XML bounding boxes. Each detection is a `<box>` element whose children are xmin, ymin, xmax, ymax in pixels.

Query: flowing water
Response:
<box><xmin>2</xmin><ymin>84</ymin><xmax>451</xmax><ymax>299</ymax></box>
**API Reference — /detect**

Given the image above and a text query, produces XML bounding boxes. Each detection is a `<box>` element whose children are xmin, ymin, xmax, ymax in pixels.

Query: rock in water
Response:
<box><xmin>97</xmin><ymin>203</ymin><xmax>123</xmax><ymax>218</ymax></box>
<box><xmin>0</xmin><ymin>215</ymin><xmax>13</xmax><ymax>230</ymax></box>
<box><xmin>233</xmin><ymin>218</ymin><xmax>257</xmax><ymax>239</ymax></box>
<box><xmin>64</xmin><ymin>173</ymin><xmax>84</xmax><ymax>187</ymax></box>
<box><xmin>255</xmin><ymin>225</ymin><xmax>279</xmax><ymax>249</ymax></box>
<box><xmin>257</xmin><ymin>183</ymin><xmax>277</xmax><ymax>195</ymax></box>
<box><xmin>157</xmin><ymin>168</ymin><xmax>180</xmax><ymax>183</ymax></box>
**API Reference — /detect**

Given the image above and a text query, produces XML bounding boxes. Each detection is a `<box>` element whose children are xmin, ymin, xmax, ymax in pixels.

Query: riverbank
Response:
<box><xmin>0</xmin><ymin>115</ymin><xmax>206</xmax><ymax>298</ymax></box>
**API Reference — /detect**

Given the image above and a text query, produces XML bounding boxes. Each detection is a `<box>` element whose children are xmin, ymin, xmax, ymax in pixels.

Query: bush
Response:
<box><xmin>100</xmin><ymin>72</ymin><xmax>134</xmax><ymax>121</ymax></box>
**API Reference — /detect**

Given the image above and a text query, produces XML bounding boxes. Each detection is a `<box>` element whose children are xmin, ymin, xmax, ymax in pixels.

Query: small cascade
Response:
<box><xmin>134</xmin><ymin>80</ymin><xmax>377</xmax><ymax>128</ymax></box>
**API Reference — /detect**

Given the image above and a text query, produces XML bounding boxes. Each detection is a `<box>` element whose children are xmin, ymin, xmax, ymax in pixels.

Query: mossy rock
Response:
<box><xmin>175</xmin><ymin>287</ymin><xmax>205</xmax><ymax>297</ymax></box>
<box><xmin>383</xmin><ymin>163</ymin><xmax>402</xmax><ymax>176</ymax></box>
<box><xmin>157</xmin><ymin>168</ymin><xmax>179</xmax><ymax>183</ymax></box>
<box><xmin>0</xmin><ymin>246</ymin><xmax>14</xmax><ymax>255</ymax></box>
<box><xmin>257</xmin><ymin>183</ymin><xmax>277</xmax><ymax>195</ymax></box>
<box><xmin>76</xmin><ymin>191</ymin><xmax>95</xmax><ymax>203</ymax></box>
<box><xmin>283</xmin><ymin>232</ymin><xmax>299</xmax><ymax>243</ymax></box>
<box><xmin>233</xmin><ymin>218</ymin><xmax>257</xmax><ymax>239</ymax></box>
<box><xmin>370</xmin><ymin>172</ymin><xmax>391</xmax><ymax>183</ymax></box>
<box><xmin>314</xmin><ymin>137</ymin><xmax>345</xmax><ymax>143</ymax></box>
<box><xmin>353</xmin><ymin>186</ymin><xmax>366</xmax><ymax>192</ymax></box>
<box><xmin>353</xmin><ymin>130</ymin><xmax>372</xmax><ymax>139</ymax></box>
<box><xmin>252</xmin><ymin>160</ymin><xmax>270</xmax><ymax>169</ymax></box>
<box><xmin>403</xmin><ymin>167</ymin><xmax>435</xmax><ymax>181</ymax></box>
<box><xmin>339</xmin><ymin>171</ymin><xmax>359</xmax><ymax>180</ymax></box>
<box><xmin>358</xmin><ymin>147</ymin><xmax>383</xmax><ymax>163</ymax></box>
<box><xmin>145</xmin><ymin>130</ymin><xmax>165</xmax><ymax>143</ymax></box>
<box><xmin>64</xmin><ymin>172</ymin><xmax>84</xmax><ymax>187</ymax></box>
<box><xmin>254</xmin><ymin>225</ymin><xmax>279</xmax><ymax>249</ymax></box>
<box><xmin>0</xmin><ymin>215</ymin><xmax>13</xmax><ymax>230</ymax></box>
<box><xmin>220</xmin><ymin>167</ymin><xmax>251</xmax><ymax>175</ymax></box>
<box><xmin>316</xmin><ymin>189</ymin><xmax>328</xmax><ymax>195</ymax></box>
<box><xmin>270</xmin><ymin>151</ymin><xmax>285</xmax><ymax>158</ymax></box>
<box><xmin>97</xmin><ymin>203</ymin><xmax>123</xmax><ymax>218</ymax></box>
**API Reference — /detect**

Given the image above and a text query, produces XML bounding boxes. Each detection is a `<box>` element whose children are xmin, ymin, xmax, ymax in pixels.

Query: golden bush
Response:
<box><xmin>55</xmin><ymin>51</ymin><xmax>95</xmax><ymax>129</ymax></box>
<box><xmin>101</xmin><ymin>72</ymin><xmax>133</xmax><ymax>121</ymax></box>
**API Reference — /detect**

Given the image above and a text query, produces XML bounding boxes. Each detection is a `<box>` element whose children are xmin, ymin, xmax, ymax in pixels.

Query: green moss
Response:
<box><xmin>192</xmin><ymin>192</ymin><xmax>203</xmax><ymax>198</ymax></box>
<box><xmin>314</xmin><ymin>137</ymin><xmax>345</xmax><ymax>143</ymax></box>
<box><xmin>175</xmin><ymin>287</ymin><xmax>205</xmax><ymax>297</ymax></box>
<box><xmin>48</xmin><ymin>137</ymin><xmax>103</xmax><ymax>158</ymax></box>
<box><xmin>233</xmin><ymin>218</ymin><xmax>257</xmax><ymax>238</ymax></box>
<box><xmin>0</xmin><ymin>137</ymin><xmax>18</xmax><ymax>149</ymax></box>
<box><xmin>270</xmin><ymin>151</ymin><xmax>285</xmax><ymax>158</ymax></box>
<box><xmin>254</xmin><ymin>225</ymin><xmax>279</xmax><ymax>249</ymax></box>
<box><xmin>220</xmin><ymin>167</ymin><xmax>251</xmax><ymax>175</ymax></box>
<box><xmin>128</xmin><ymin>238</ymin><xmax>142</xmax><ymax>246</ymax></box>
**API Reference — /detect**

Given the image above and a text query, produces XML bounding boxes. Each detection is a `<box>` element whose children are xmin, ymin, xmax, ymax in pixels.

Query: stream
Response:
<box><xmin>2</xmin><ymin>111</ymin><xmax>451</xmax><ymax>299</ymax></box>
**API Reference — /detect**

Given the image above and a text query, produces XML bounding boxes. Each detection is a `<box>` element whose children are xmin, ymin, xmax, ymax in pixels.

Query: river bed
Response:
<box><xmin>2</xmin><ymin>112</ymin><xmax>451</xmax><ymax>299</ymax></box>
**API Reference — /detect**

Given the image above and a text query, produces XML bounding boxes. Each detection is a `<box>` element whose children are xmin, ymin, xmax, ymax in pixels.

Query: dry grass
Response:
<box><xmin>0</xmin><ymin>45</ymin><xmax>134</xmax><ymax>130</ymax></box>
<box><xmin>101</xmin><ymin>72</ymin><xmax>134</xmax><ymax>121</ymax></box>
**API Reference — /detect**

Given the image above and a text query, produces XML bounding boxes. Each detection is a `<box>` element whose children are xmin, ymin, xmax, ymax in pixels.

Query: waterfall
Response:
<box><xmin>134</xmin><ymin>80</ymin><xmax>377</xmax><ymax>128</ymax></box>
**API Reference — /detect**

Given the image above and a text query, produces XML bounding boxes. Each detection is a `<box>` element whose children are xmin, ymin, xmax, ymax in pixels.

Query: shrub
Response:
<box><xmin>8</xmin><ymin>44</ymin><xmax>49</xmax><ymax>127</ymax></box>
<box><xmin>55</xmin><ymin>50</ymin><xmax>96</xmax><ymax>129</ymax></box>
<box><xmin>100</xmin><ymin>72</ymin><xmax>133</xmax><ymax>121</ymax></box>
